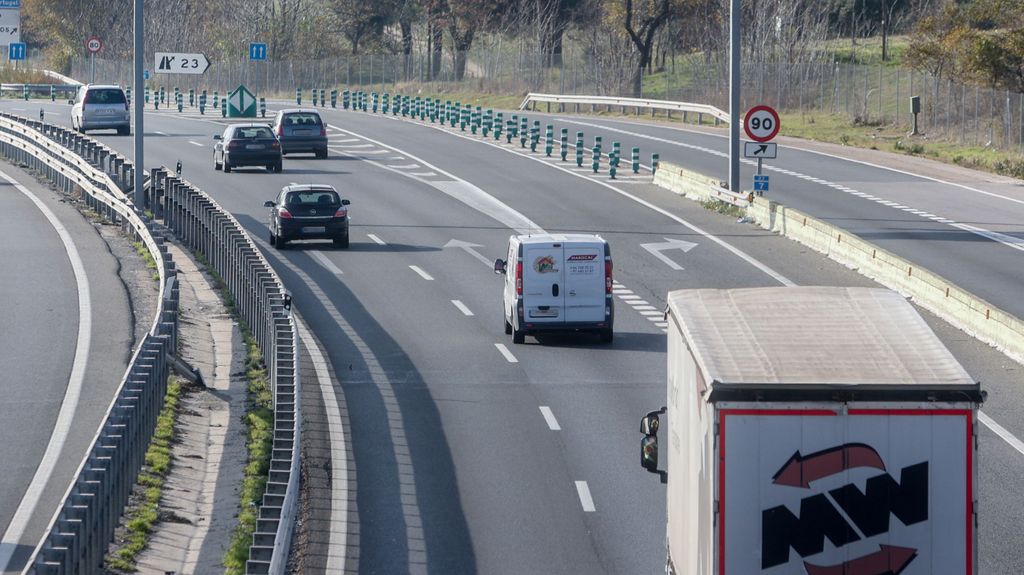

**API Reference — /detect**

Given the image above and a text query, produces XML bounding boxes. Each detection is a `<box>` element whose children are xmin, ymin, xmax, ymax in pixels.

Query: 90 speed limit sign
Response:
<box><xmin>744</xmin><ymin>105</ymin><xmax>780</xmax><ymax>142</ymax></box>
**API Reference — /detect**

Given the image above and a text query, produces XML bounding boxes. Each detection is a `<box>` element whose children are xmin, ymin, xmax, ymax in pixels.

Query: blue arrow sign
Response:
<box><xmin>753</xmin><ymin>174</ymin><xmax>769</xmax><ymax>192</ymax></box>
<box><xmin>144</xmin><ymin>70</ymin><xmax>150</xmax><ymax>80</ymax></box>
<box><xmin>249</xmin><ymin>43</ymin><xmax>267</xmax><ymax>61</ymax></box>
<box><xmin>8</xmin><ymin>42</ymin><xmax>26</xmax><ymax>61</ymax></box>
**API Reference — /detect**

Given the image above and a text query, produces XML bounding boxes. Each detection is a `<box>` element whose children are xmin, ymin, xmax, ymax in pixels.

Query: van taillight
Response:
<box><xmin>605</xmin><ymin>260</ymin><xmax>613</xmax><ymax>294</ymax></box>
<box><xmin>515</xmin><ymin>261</ymin><xmax>523</xmax><ymax>295</ymax></box>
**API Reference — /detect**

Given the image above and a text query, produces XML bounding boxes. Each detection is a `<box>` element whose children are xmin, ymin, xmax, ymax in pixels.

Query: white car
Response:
<box><xmin>494</xmin><ymin>233</ymin><xmax>614</xmax><ymax>344</ymax></box>
<box><xmin>70</xmin><ymin>84</ymin><xmax>130</xmax><ymax>135</ymax></box>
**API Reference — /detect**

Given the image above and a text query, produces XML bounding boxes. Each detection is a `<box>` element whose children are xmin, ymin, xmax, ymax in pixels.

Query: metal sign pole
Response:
<box><xmin>91</xmin><ymin>53</ymin><xmax>95</xmax><ymax>83</ymax></box>
<box><xmin>133</xmin><ymin>0</ymin><xmax>145</xmax><ymax>206</ymax></box>
<box><xmin>728</xmin><ymin>0</ymin><xmax>741</xmax><ymax>192</ymax></box>
<box><xmin>757</xmin><ymin>157</ymin><xmax>763</xmax><ymax>176</ymax></box>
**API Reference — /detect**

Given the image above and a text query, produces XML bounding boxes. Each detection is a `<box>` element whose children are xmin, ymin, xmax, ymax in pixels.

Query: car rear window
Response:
<box><xmin>283</xmin><ymin>113</ymin><xmax>322</xmax><ymax>126</ymax></box>
<box><xmin>234</xmin><ymin>126</ymin><xmax>274</xmax><ymax>139</ymax></box>
<box><xmin>84</xmin><ymin>89</ymin><xmax>126</xmax><ymax>104</ymax></box>
<box><xmin>286</xmin><ymin>190</ymin><xmax>340</xmax><ymax>206</ymax></box>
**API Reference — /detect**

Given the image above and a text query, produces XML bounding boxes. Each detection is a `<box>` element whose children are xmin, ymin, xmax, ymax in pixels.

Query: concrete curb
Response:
<box><xmin>654</xmin><ymin>160</ymin><xmax>1024</xmax><ymax>365</ymax></box>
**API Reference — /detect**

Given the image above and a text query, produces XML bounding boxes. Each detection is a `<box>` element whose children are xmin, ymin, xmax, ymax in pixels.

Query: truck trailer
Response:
<box><xmin>640</xmin><ymin>287</ymin><xmax>983</xmax><ymax>575</ymax></box>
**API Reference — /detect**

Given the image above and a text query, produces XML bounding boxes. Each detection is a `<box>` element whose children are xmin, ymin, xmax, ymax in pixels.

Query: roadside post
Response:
<box><xmin>560</xmin><ymin>128</ymin><xmax>568</xmax><ymax>161</ymax></box>
<box><xmin>221</xmin><ymin>96</ymin><xmax>227</xmax><ymax>117</ymax></box>
<box><xmin>213</xmin><ymin>90</ymin><xmax>219</xmax><ymax>108</ymax></box>
<box><xmin>320</xmin><ymin>88</ymin><xmax>326</xmax><ymax>107</ymax></box>
<box><xmin>652</xmin><ymin>153</ymin><xmax>660</xmax><ymax>175</ymax></box>
<box><xmin>592</xmin><ymin>144</ymin><xmax>601</xmax><ymax>173</ymax></box>
<box><xmin>343</xmin><ymin>90</ymin><xmax>350</xmax><ymax>109</ymax></box>
<box><xmin>520</xmin><ymin>116</ymin><xmax>528</xmax><ymax>148</ymax></box>
<box><xmin>743</xmin><ymin>105</ymin><xmax>780</xmax><ymax>196</ymax></box>
<box><xmin>296</xmin><ymin>88</ymin><xmax>301</xmax><ymax>105</ymax></box>
<box><xmin>188</xmin><ymin>88</ymin><xmax>194</xmax><ymax>107</ymax></box>
<box><xmin>506</xmin><ymin>118</ymin><xmax>516</xmax><ymax>144</ymax></box>
<box><xmin>545</xmin><ymin>124</ymin><xmax>554</xmax><ymax>157</ymax></box>
<box><xmin>632</xmin><ymin>147</ymin><xmax>640</xmax><ymax>173</ymax></box>
<box><xmin>575</xmin><ymin>132</ymin><xmax>584</xmax><ymax>167</ymax></box>
<box><xmin>530</xmin><ymin>120</ymin><xmax>540</xmax><ymax>151</ymax></box>
<box><xmin>260</xmin><ymin>97</ymin><xmax>266</xmax><ymax>117</ymax></box>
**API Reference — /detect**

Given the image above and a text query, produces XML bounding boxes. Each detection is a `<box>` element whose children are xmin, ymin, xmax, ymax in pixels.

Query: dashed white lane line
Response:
<box><xmin>618</xmin><ymin>295</ymin><xmax>642</xmax><ymax>300</ymax></box>
<box><xmin>630</xmin><ymin>304</ymin><xmax>658</xmax><ymax>311</ymax></box>
<box><xmin>337</xmin><ymin>143</ymin><xmax>373</xmax><ymax>148</ymax></box>
<box><xmin>189</xmin><ymin>140</ymin><xmax>204</xmax><ymax>147</ymax></box>
<box><xmin>575</xmin><ymin>481</ymin><xmax>596</xmax><ymax>512</ymax></box>
<box><xmin>410</xmin><ymin>171</ymin><xmax>438</xmax><ymax>177</ymax></box>
<box><xmin>639</xmin><ymin>310</ymin><xmax>663</xmax><ymax>316</ymax></box>
<box><xmin>331</xmin><ymin>137</ymin><xmax>360</xmax><ymax>143</ymax></box>
<box><xmin>979</xmin><ymin>411</ymin><xmax>1024</xmax><ymax>456</ymax></box>
<box><xmin>495</xmin><ymin>343</ymin><xmax>518</xmax><ymax>363</ymax></box>
<box><xmin>539</xmin><ymin>406</ymin><xmax>561</xmax><ymax>431</ymax></box>
<box><xmin>409</xmin><ymin>265</ymin><xmax>434</xmax><ymax>280</ymax></box>
<box><xmin>310</xmin><ymin>250</ymin><xmax>343</xmax><ymax>276</ymax></box>
<box><xmin>451</xmin><ymin>299</ymin><xmax>474</xmax><ymax>316</ymax></box>
<box><xmin>367</xmin><ymin>233</ymin><xmax>386</xmax><ymax>245</ymax></box>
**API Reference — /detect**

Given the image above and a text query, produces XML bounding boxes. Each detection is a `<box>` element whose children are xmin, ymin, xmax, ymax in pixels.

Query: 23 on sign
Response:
<box><xmin>743</xmin><ymin>105</ymin><xmax>781</xmax><ymax>142</ymax></box>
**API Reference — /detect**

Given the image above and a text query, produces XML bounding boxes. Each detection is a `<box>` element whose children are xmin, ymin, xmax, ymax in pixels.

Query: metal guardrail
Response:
<box><xmin>0</xmin><ymin>84</ymin><xmax>79</xmax><ymax>98</ymax></box>
<box><xmin>149</xmin><ymin>170</ymin><xmax>299</xmax><ymax>575</ymax></box>
<box><xmin>520</xmin><ymin>92</ymin><xmax>730</xmax><ymax>124</ymax></box>
<box><xmin>0</xmin><ymin>112</ymin><xmax>300</xmax><ymax>573</ymax></box>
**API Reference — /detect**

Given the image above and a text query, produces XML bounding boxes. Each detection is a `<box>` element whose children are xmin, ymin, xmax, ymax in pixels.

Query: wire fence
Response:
<box><xmin>70</xmin><ymin>50</ymin><xmax>1024</xmax><ymax>152</ymax></box>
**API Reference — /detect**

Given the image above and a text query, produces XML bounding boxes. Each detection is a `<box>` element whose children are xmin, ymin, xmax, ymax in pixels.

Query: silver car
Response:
<box><xmin>71</xmin><ymin>84</ymin><xmax>130</xmax><ymax>135</ymax></box>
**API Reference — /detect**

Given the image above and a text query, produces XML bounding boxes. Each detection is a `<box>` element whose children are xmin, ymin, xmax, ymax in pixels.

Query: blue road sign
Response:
<box><xmin>753</xmin><ymin>174</ymin><xmax>769</xmax><ymax>192</ymax></box>
<box><xmin>249</xmin><ymin>43</ymin><xmax>268</xmax><ymax>61</ymax></box>
<box><xmin>144</xmin><ymin>70</ymin><xmax>150</xmax><ymax>80</ymax></box>
<box><xmin>8</xmin><ymin>42</ymin><xmax>26</xmax><ymax>61</ymax></box>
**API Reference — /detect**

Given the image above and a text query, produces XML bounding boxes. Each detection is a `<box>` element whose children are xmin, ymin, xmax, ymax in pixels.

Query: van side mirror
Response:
<box><xmin>493</xmin><ymin>258</ymin><xmax>506</xmax><ymax>275</ymax></box>
<box><xmin>68</xmin><ymin>99</ymin><xmax>74</xmax><ymax>105</ymax></box>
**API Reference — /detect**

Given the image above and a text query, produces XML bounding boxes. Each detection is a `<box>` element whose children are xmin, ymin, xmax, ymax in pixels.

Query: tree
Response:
<box><xmin>622</xmin><ymin>0</ymin><xmax>671</xmax><ymax>97</ymax></box>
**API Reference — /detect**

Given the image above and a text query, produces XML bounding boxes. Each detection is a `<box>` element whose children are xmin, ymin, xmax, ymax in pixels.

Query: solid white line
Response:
<box><xmin>539</xmin><ymin>406</ymin><xmax>561</xmax><ymax>431</ymax></box>
<box><xmin>188</xmin><ymin>140</ymin><xmax>203</xmax><ymax>147</ymax></box>
<box><xmin>979</xmin><ymin>411</ymin><xmax>1024</xmax><ymax>456</ymax></box>
<box><xmin>409</xmin><ymin>265</ymin><xmax>434</xmax><ymax>280</ymax></box>
<box><xmin>338</xmin><ymin>143</ymin><xmax>373</xmax><ymax>148</ymax></box>
<box><xmin>367</xmin><ymin>233</ymin><xmax>386</xmax><ymax>245</ymax></box>
<box><xmin>0</xmin><ymin>170</ymin><xmax>92</xmax><ymax>571</ymax></box>
<box><xmin>575</xmin><ymin>481</ymin><xmax>596</xmax><ymax>512</ymax></box>
<box><xmin>494</xmin><ymin>343</ymin><xmax>518</xmax><ymax>363</ymax></box>
<box><xmin>155</xmin><ymin>130</ymin><xmax>168</xmax><ymax>136</ymax></box>
<box><xmin>310</xmin><ymin>250</ymin><xmax>343</xmax><ymax>276</ymax></box>
<box><xmin>409</xmin><ymin>171</ymin><xmax>438</xmax><ymax>177</ymax></box>
<box><xmin>296</xmin><ymin>320</ymin><xmax>349</xmax><ymax>573</ymax></box>
<box><xmin>451</xmin><ymin>299</ymin><xmax>474</xmax><ymax>316</ymax></box>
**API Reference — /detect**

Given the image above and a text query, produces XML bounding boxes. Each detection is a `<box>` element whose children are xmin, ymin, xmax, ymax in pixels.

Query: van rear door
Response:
<box><xmin>564</xmin><ymin>242</ymin><xmax>606</xmax><ymax>323</ymax></box>
<box><xmin>522</xmin><ymin>242</ymin><xmax>565</xmax><ymax>325</ymax></box>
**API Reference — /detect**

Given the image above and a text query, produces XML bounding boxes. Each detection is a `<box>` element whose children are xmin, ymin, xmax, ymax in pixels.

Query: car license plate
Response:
<box><xmin>302</xmin><ymin>226</ymin><xmax>326</xmax><ymax>234</ymax></box>
<box><xmin>294</xmin><ymin>129</ymin><xmax>311</xmax><ymax>135</ymax></box>
<box><xmin>246</xmin><ymin>144</ymin><xmax>265</xmax><ymax>150</ymax></box>
<box><xmin>530</xmin><ymin>309</ymin><xmax>559</xmax><ymax>318</ymax></box>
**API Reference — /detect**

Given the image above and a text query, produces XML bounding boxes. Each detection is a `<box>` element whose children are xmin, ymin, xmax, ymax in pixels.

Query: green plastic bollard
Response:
<box><xmin>592</xmin><ymin>146</ymin><xmax>601</xmax><ymax>173</ymax></box>
<box><xmin>260</xmin><ymin>97</ymin><xmax>266</xmax><ymax>118</ymax></box>
<box><xmin>506</xmin><ymin>120</ymin><xmax>515</xmax><ymax>144</ymax></box>
<box><xmin>343</xmin><ymin>90</ymin><xmax>350</xmax><ymax>110</ymax></box>
<box><xmin>126</xmin><ymin>87</ymin><xmax>131</xmax><ymax>105</ymax></box>
<box><xmin>199</xmin><ymin>92</ymin><xmax>205</xmax><ymax>115</ymax></box>
<box><xmin>189</xmin><ymin>89</ymin><xmax>195</xmax><ymax>107</ymax></box>
<box><xmin>331</xmin><ymin>89</ymin><xmax>338</xmax><ymax>108</ymax></box>
<box><xmin>470</xmin><ymin>108</ymin><xmax>478</xmax><ymax>134</ymax></box>
<box><xmin>177</xmin><ymin>94</ymin><xmax>183</xmax><ymax>113</ymax></box>
<box><xmin>383</xmin><ymin>93</ymin><xmax>390</xmax><ymax>114</ymax></box>
<box><xmin>530</xmin><ymin>120</ymin><xmax>540</xmax><ymax>153</ymax></box>
<box><xmin>213</xmin><ymin>91</ymin><xmax>219</xmax><ymax>108</ymax></box>
<box><xmin>611</xmin><ymin>142</ymin><xmax>621</xmax><ymax>168</ymax></box>
<box><xmin>520</xmin><ymin>117</ymin><xmax>528</xmax><ymax>147</ymax></box>
<box><xmin>560</xmin><ymin>128</ymin><xmax>568</xmax><ymax>161</ymax></box>
<box><xmin>545</xmin><ymin>124</ymin><xmax>554</xmax><ymax>157</ymax></box>
<box><xmin>311</xmin><ymin>88</ymin><xmax>317</xmax><ymax>106</ymax></box>
<box><xmin>632</xmin><ymin>147</ymin><xmax>640</xmax><ymax>173</ymax></box>
<box><xmin>594</xmin><ymin>136</ymin><xmax>602</xmax><ymax>155</ymax></box>
<box><xmin>50</xmin><ymin>85</ymin><xmax>55</xmax><ymax>102</ymax></box>
<box><xmin>609</xmin><ymin>152</ymin><xmax>618</xmax><ymax>179</ymax></box>
<box><xmin>576</xmin><ymin>132</ymin><xmax>585</xmax><ymax>167</ymax></box>
<box><xmin>144</xmin><ymin>87</ymin><xmax>150</xmax><ymax>104</ymax></box>
<box><xmin>296</xmin><ymin>88</ymin><xmax>301</xmax><ymax>106</ymax></box>
<box><xmin>320</xmin><ymin>88</ymin><xmax>326</xmax><ymax>107</ymax></box>
<box><xmin>373</xmin><ymin>92</ymin><xmax>379</xmax><ymax>113</ymax></box>
<box><xmin>22</xmin><ymin>85</ymin><xmax>27</xmax><ymax>100</ymax></box>
<box><xmin>221</xmin><ymin>97</ymin><xmax>227</xmax><ymax>117</ymax></box>
<box><xmin>651</xmin><ymin>153</ymin><xmax>660</xmax><ymax>175</ymax></box>
<box><xmin>494</xmin><ymin>112</ymin><xmax>503</xmax><ymax>140</ymax></box>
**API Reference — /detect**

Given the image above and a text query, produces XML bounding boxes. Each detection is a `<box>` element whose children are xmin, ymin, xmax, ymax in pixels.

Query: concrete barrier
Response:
<box><xmin>654</xmin><ymin>161</ymin><xmax>1024</xmax><ymax>364</ymax></box>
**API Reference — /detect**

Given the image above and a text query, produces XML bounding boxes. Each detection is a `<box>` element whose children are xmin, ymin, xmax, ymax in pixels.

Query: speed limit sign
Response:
<box><xmin>86</xmin><ymin>36</ymin><xmax>103</xmax><ymax>54</ymax></box>
<box><xmin>744</xmin><ymin>105</ymin><xmax>780</xmax><ymax>142</ymax></box>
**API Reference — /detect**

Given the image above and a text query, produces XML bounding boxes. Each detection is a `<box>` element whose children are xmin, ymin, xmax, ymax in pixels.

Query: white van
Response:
<box><xmin>494</xmin><ymin>233</ymin><xmax>613</xmax><ymax>344</ymax></box>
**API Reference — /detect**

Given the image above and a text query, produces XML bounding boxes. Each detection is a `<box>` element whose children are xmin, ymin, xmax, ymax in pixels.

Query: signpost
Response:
<box><xmin>86</xmin><ymin>35</ymin><xmax>102</xmax><ymax>83</ymax></box>
<box><xmin>226</xmin><ymin>85</ymin><xmax>256</xmax><ymax>118</ymax></box>
<box><xmin>249</xmin><ymin>43</ymin><xmax>267</xmax><ymax>61</ymax></box>
<box><xmin>154</xmin><ymin>52</ymin><xmax>210</xmax><ymax>75</ymax></box>
<box><xmin>8</xmin><ymin>41</ymin><xmax>24</xmax><ymax>61</ymax></box>
<box><xmin>744</xmin><ymin>105</ymin><xmax>781</xmax><ymax>195</ymax></box>
<box><xmin>0</xmin><ymin>0</ymin><xmax>20</xmax><ymax>48</ymax></box>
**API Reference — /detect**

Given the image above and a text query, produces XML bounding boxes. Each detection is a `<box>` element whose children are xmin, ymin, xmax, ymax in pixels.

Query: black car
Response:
<box><xmin>213</xmin><ymin>123</ymin><xmax>283</xmax><ymax>173</ymax></box>
<box><xmin>264</xmin><ymin>185</ymin><xmax>351</xmax><ymax>249</ymax></box>
<box><xmin>272</xmin><ymin>109</ymin><xmax>328</xmax><ymax>158</ymax></box>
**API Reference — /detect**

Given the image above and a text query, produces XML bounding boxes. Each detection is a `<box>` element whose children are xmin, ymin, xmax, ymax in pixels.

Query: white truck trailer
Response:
<box><xmin>640</xmin><ymin>287</ymin><xmax>983</xmax><ymax>575</ymax></box>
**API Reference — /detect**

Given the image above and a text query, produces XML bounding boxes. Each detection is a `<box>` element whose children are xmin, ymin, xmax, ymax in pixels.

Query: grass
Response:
<box><xmin>223</xmin><ymin>336</ymin><xmax>274</xmax><ymax>575</ymax></box>
<box><xmin>131</xmin><ymin>240</ymin><xmax>160</xmax><ymax>282</ymax></box>
<box><xmin>0</xmin><ymin>65</ymin><xmax>54</xmax><ymax>84</ymax></box>
<box><xmin>700</xmin><ymin>197</ymin><xmax>746</xmax><ymax>218</ymax></box>
<box><xmin>105</xmin><ymin>378</ymin><xmax>182</xmax><ymax>572</ymax></box>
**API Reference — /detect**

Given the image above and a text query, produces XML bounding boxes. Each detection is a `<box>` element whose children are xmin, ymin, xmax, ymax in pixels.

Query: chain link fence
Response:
<box><xmin>71</xmin><ymin>50</ymin><xmax>1024</xmax><ymax>152</ymax></box>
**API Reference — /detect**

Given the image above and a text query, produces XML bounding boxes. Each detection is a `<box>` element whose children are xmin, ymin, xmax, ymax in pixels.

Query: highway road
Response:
<box><xmin>0</xmin><ymin>159</ymin><xmax>134</xmax><ymax>573</ymax></box>
<box><xmin>3</xmin><ymin>98</ymin><xmax>1022</xmax><ymax>573</ymax></box>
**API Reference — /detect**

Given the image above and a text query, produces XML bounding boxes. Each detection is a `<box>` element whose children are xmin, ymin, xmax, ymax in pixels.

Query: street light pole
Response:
<box><xmin>133</xmin><ymin>0</ymin><xmax>145</xmax><ymax>207</ymax></box>
<box><xmin>729</xmin><ymin>0</ymin><xmax>741</xmax><ymax>192</ymax></box>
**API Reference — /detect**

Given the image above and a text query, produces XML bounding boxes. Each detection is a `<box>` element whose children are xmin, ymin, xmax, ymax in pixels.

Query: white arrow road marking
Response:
<box><xmin>444</xmin><ymin>239</ymin><xmax>493</xmax><ymax>267</ymax></box>
<box><xmin>367</xmin><ymin>233</ymin><xmax>386</xmax><ymax>245</ymax></box>
<box><xmin>451</xmin><ymin>300</ymin><xmax>474</xmax><ymax>316</ymax></box>
<box><xmin>539</xmin><ymin>406</ymin><xmax>561</xmax><ymax>431</ymax></box>
<box><xmin>641</xmin><ymin>237</ymin><xmax>699</xmax><ymax>271</ymax></box>
<box><xmin>409</xmin><ymin>265</ymin><xmax>434</xmax><ymax>280</ymax></box>
<box><xmin>310</xmin><ymin>251</ymin><xmax>343</xmax><ymax>276</ymax></box>
<box><xmin>575</xmin><ymin>481</ymin><xmax>596</xmax><ymax>512</ymax></box>
<box><xmin>495</xmin><ymin>343</ymin><xmax>518</xmax><ymax>363</ymax></box>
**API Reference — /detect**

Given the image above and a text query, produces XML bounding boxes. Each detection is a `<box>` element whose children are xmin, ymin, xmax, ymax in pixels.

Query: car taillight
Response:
<box><xmin>228</xmin><ymin>140</ymin><xmax>242</xmax><ymax>150</ymax></box>
<box><xmin>334</xmin><ymin>208</ymin><xmax>347</xmax><ymax>218</ymax></box>
<box><xmin>515</xmin><ymin>261</ymin><xmax>523</xmax><ymax>295</ymax></box>
<box><xmin>277</xmin><ymin>125</ymin><xmax>283</xmax><ymax>137</ymax></box>
<box><xmin>320</xmin><ymin>125</ymin><xmax>326</xmax><ymax>137</ymax></box>
<box><xmin>279</xmin><ymin>208</ymin><xmax>293</xmax><ymax>219</ymax></box>
<box><xmin>124</xmin><ymin>102</ymin><xmax>129</xmax><ymax>111</ymax></box>
<box><xmin>605</xmin><ymin>260</ymin><xmax>613</xmax><ymax>294</ymax></box>
<box><xmin>271</xmin><ymin>141</ymin><xmax>280</xmax><ymax>149</ymax></box>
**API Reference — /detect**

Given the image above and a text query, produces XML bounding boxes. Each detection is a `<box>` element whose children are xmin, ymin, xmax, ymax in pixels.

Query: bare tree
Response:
<box><xmin>623</xmin><ymin>0</ymin><xmax>672</xmax><ymax>97</ymax></box>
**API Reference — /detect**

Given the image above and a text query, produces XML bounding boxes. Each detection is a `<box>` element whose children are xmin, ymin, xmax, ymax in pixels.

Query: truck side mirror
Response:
<box><xmin>641</xmin><ymin>436</ymin><xmax>659</xmax><ymax>472</ymax></box>
<box><xmin>640</xmin><ymin>411</ymin><xmax>661</xmax><ymax>435</ymax></box>
<box><xmin>493</xmin><ymin>258</ymin><xmax>506</xmax><ymax>275</ymax></box>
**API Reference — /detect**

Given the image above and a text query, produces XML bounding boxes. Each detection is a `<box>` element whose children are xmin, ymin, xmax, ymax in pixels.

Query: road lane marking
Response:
<box><xmin>575</xmin><ymin>481</ymin><xmax>596</xmax><ymax>512</ymax></box>
<box><xmin>155</xmin><ymin>130</ymin><xmax>168</xmax><ymax>136</ymax></box>
<box><xmin>390</xmin><ymin>163</ymin><xmax>421</xmax><ymax>169</ymax></box>
<box><xmin>451</xmin><ymin>300</ymin><xmax>474</xmax><ymax>316</ymax></box>
<box><xmin>494</xmin><ymin>343</ymin><xmax>518</xmax><ymax>363</ymax></box>
<box><xmin>310</xmin><ymin>250</ymin><xmax>343</xmax><ymax>276</ymax></box>
<box><xmin>0</xmin><ymin>169</ymin><xmax>93</xmax><ymax>572</ymax></box>
<box><xmin>367</xmin><ymin>233</ymin><xmax>386</xmax><ymax>245</ymax></box>
<box><xmin>410</xmin><ymin>171</ymin><xmax>438</xmax><ymax>177</ymax></box>
<box><xmin>338</xmin><ymin>143</ymin><xmax>373</xmax><ymax>148</ymax></box>
<box><xmin>409</xmin><ymin>265</ymin><xmax>434</xmax><ymax>280</ymax></box>
<box><xmin>296</xmin><ymin>320</ymin><xmax>350</xmax><ymax>573</ymax></box>
<box><xmin>980</xmin><ymin>411</ymin><xmax>1024</xmax><ymax>456</ymax></box>
<box><xmin>188</xmin><ymin>140</ymin><xmax>203</xmax><ymax>147</ymax></box>
<box><xmin>617</xmin><ymin>294</ymin><xmax>642</xmax><ymax>300</ymax></box>
<box><xmin>539</xmin><ymin>406</ymin><xmax>561</xmax><ymax>431</ymax></box>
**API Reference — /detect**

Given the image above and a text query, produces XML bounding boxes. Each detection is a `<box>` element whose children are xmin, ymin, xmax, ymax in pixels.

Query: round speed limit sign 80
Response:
<box><xmin>86</xmin><ymin>36</ymin><xmax>103</xmax><ymax>54</ymax></box>
<box><xmin>744</xmin><ymin>105</ymin><xmax>780</xmax><ymax>142</ymax></box>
